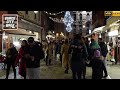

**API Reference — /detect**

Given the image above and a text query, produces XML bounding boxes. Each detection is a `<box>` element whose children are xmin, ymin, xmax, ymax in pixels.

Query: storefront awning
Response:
<box><xmin>1</xmin><ymin>28</ymin><xmax>36</xmax><ymax>36</ymax></box>
<box><xmin>103</xmin><ymin>19</ymin><xmax>120</xmax><ymax>32</ymax></box>
<box><xmin>92</xmin><ymin>26</ymin><xmax>105</xmax><ymax>33</ymax></box>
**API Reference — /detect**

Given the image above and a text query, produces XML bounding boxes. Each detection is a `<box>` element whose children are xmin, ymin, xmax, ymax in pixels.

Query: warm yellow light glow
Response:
<box><xmin>60</xmin><ymin>32</ymin><xmax>64</xmax><ymax>36</ymax></box>
<box><xmin>34</xmin><ymin>11</ymin><xmax>38</xmax><ymax>13</ymax></box>
<box><xmin>29</xmin><ymin>31</ymin><xmax>32</xmax><ymax>33</ymax></box>
<box><xmin>83</xmin><ymin>25</ymin><xmax>85</xmax><ymax>28</ymax></box>
<box><xmin>56</xmin><ymin>33</ymin><xmax>59</xmax><ymax>36</ymax></box>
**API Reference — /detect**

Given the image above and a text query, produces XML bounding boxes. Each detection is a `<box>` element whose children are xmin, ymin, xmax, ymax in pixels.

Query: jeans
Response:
<box><xmin>26</xmin><ymin>67</ymin><xmax>40</xmax><ymax>79</ymax></box>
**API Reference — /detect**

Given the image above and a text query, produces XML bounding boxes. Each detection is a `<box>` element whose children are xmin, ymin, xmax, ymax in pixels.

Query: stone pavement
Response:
<box><xmin>0</xmin><ymin>60</ymin><xmax>120</xmax><ymax>79</ymax></box>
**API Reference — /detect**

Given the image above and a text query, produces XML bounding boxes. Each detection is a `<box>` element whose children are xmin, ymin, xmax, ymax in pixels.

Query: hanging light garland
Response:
<box><xmin>44</xmin><ymin>11</ymin><xmax>64</xmax><ymax>15</ymax></box>
<box><xmin>49</xmin><ymin>17</ymin><xmax>64</xmax><ymax>23</ymax></box>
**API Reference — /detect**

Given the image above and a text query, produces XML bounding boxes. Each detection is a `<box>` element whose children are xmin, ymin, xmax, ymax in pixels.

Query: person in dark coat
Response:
<box><xmin>5</xmin><ymin>43</ymin><xmax>18</xmax><ymax>79</ymax></box>
<box><xmin>90</xmin><ymin>50</ymin><xmax>108</xmax><ymax>79</ymax></box>
<box><xmin>82</xmin><ymin>37</ymin><xmax>90</xmax><ymax>79</ymax></box>
<box><xmin>26</xmin><ymin>37</ymin><xmax>44</xmax><ymax>79</ymax></box>
<box><xmin>68</xmin><ymin>34</ymin><xmax>88</xmax><ymax>79</ymax></box>
<box><xmin>98</xmin><ymin>38</ymin><xmax>108</xmax><ymax>67</ymax></box>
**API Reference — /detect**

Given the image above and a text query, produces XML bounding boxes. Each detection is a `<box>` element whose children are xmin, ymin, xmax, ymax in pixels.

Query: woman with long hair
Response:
<box><xmin>15</xmin><ymin>40</ymin><xmax>29</xmax><ymax>79</ymax></box>
<box><xmin>69</xmin><ymin>34</ymin><xmax>88</xmax><ymax>79</ymax></box>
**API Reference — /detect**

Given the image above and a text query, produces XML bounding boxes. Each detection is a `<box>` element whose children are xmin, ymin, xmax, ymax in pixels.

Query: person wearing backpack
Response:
<box><xmin>26</xmin><ymin>37</ymin><xmax>44</xmax><ymax>79</ymax></box>
<box><xmin>98</xmin><ymin>38</ymin><xmax>108</xmax><ymax>67</ymax></box>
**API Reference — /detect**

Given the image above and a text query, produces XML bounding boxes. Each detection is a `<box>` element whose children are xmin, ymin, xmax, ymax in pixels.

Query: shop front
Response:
<box><xmin>104</xmin><ymin>20</ymin><xmax>120</xmax><ymax>47</ymax></box>
<box><xmin>1</xmin><ymin>28</ymin><xmax>36</xmax><ymax>55</ymax></box>
<box><xmin>103</xmin><ymin>18</ymin><xmax>120</xmax><ymax>63</ymax></box>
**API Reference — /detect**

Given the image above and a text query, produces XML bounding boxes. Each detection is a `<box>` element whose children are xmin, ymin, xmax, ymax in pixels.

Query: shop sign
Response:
<box><xmin>2</xmin><ymin>14</ymin><xmax>18</xmax><ymax>30</ymax></box>
<box><xmin>105</xmin><ymin>11</ymin><xmax>120</xmax><ymax>16</ymax></box>
<box><xmin>104</xmin><ymin>11</ymin><xmax>112</xmax><ymax>16</ymax></box>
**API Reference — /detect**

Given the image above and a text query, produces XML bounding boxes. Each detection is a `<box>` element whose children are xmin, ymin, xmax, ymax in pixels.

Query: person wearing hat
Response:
<box><xmin>90</xmin><ymin>50</ymin><xmax>108</xmax><ymax>79</ymax></box>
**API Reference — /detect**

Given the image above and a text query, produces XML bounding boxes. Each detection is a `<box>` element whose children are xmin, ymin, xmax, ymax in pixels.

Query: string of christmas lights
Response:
<box><xmin>44</xmin><ymin>11</ymin><xmax>64</xmax><ymax>15</ymax></box>
<box><xmin>49</xmin><ymin>17</ymin><xmax>64</xmax><ymax>23</ymax></box>
<box><xmin>63</xmin><ymin>11</ymin><xmax>74</xmax><ymax>32</ymax></box>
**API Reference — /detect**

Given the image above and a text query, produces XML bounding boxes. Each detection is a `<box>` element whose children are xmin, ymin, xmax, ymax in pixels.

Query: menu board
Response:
<box><xmin>2</xmin><ymin>14</ymin><xmax>18</xmax><ymax>30</ymax></box>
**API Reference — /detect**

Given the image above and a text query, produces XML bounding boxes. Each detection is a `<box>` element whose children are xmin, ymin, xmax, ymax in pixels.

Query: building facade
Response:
<box><xmin>72</xmin><ymin>11</ymin><xmax>92</xmax><ymax>36</ymax></box>
<box><xmin>0</xmin><ymin>11</ymin><xmax>47</xmax><ymax>54</ymax></box>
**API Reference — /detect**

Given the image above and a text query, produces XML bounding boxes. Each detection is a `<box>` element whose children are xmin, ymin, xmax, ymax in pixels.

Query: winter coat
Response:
<box><xmin>15</xmin><ymin>47</ymin><xmax>29</xmax><ymax>77</ymax></box>
<box><xmin>26</xmin><ymin>43</ymin><xmax>44</xmax><ymax>68</ymax></box>
<box><xmin>6</xmin><ymin>47</ymin><xmax>18</xmax><ymax>65</ymax></box>
<box><xmin>61</xmin><ymin>43</ymin><xmax>70</xmax><ymax>69</ymax></box>
<box><xmin>90</xmin><ymin>57</ymin><xmax>108</xmax><ymax>79</ymax></box>
<box><xmin>69</xmin><ymin>39</ymin><xmax>88</xmax><ymax>72</ymax></box>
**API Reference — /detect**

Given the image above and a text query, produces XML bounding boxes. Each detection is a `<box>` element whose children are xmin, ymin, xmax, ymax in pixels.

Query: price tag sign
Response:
<box><xmin>2</xmin><ymin>14</ymin><xmax>18</xmax><ymax>30</ymax></box>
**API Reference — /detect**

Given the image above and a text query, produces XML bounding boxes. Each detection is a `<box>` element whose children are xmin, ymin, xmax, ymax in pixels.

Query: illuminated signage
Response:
<box><xmin>104</xmin><ymin>11</ymin><xmax>112</xmax><ymax>16</ymax></box>
<box><xmin>2</xmin><ymin>14</ymin><xmax>18</xmax><ymax>30</ymax></box>
<box><xmin>104</xmin><ymin>11</ymin><xmax>120</xmax><ymax>16</ymax></box>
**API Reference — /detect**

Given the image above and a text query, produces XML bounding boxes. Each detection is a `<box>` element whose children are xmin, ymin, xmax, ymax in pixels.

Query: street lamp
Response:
<box><xmin>34</xmin><ymin>11</ymin><xmax>38</xmax><ymax>14</ymax></box>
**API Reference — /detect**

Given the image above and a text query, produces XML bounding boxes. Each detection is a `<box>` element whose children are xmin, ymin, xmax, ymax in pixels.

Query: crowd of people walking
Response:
<box><xmin>4</xmin><ymin>33</ymin><xmax>120</xmax><ymax>79</ymax></box>
<box><xmin>5</xmin><ymin>37</ymin><xmax>44</xmax><ymax>79</ymax></box>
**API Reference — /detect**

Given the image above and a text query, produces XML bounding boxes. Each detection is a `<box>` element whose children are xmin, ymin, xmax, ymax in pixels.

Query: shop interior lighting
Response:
<box><xmin>108</xmin><ymin>30</ymin><xmax>118</xmax><ymax>36</ymax></box>
<box><xmin>83</xmin><ymin>25</ymin><xmax>86</xmax><ymax>28</ymax></box>
<box><xmin>13</xmin><ymin>41</ymin><xmax>20</xmax><ymax>47</ymax></box>
<box><xmin>56</xmin><ymin>33</ymin><xmax>59</xmax><ymax>36</ymax></box>
<box><xmin>82</xmin><ymin>11</ymin><xmax>87</xmax><ymax>15</ymax></box>
<box><xmin>109</xmin><ymin>23</ymin><xmax>119</xmax><ymax>27</ymax></box>
<box><xmin>34</xmin><ymin>11</ymin><xmax>38</xmax><ymax>14</ymax></box>
<box><xmin>89</xmin><ymin>30</ymin><xmax>91</xmax><ymax>34</ymax></box>
<box><xmin>3</xmin><ymin>32</ymin><xmax>8</xmax><ymax>39</ymax></box>
<box><xmin>29</xmin><ymin>31</ymin><xmax>32</xmax><ymax>33</ymax></box>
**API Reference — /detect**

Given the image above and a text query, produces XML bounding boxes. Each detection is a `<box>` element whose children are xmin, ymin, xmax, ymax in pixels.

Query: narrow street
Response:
<box><xmin>0</xmin><ymin>60</ymin><xmax>92</xmax><ymax>79</ymax></box>
<box><xmin>0</xmin><ymin>60</ymin><xmax>120</xmax><ymax>79</ymax></box>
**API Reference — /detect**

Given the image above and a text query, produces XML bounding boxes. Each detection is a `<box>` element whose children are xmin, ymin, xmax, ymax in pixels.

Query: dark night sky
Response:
<box><xmin>45</xmin><ymin>11</ymin><xmax>64</xmax><ymax>31</ymax></box>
